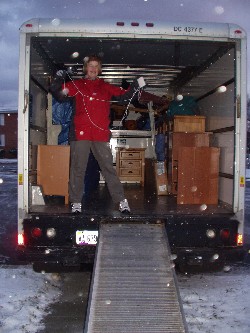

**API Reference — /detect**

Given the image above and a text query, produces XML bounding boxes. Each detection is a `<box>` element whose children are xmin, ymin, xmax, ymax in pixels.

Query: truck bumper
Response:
<box><xmin>17</xmin><ymin>244</ymin><xmax>96</xmax><ymax>266</ymax></box>
<box><xmin>174</xmin><ymin>246</ymin><xmax>246</xmax><ymax>272</ymax></box>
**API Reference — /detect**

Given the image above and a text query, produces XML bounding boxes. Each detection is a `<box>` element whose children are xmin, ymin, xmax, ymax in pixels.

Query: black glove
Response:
<box><xmin>129</xmin><ymin>79</ymin><xmax>140</xmax><ymax>92</ymax></box>
<box><xmin>50</xmin><ymin>70</ymin><xmax>69</xmax><ymax>102</ymax></box>
<box><xmin>55</xmin><ymin>70</ymin><xmax>67</xmax><ymax>79</ymax></box>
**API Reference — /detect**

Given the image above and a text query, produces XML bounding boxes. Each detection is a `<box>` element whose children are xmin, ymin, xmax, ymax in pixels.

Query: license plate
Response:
<box><xmin>76</xmin><ymin>230</ymin><xmax>98</xmax><ymax>245</ymax></box>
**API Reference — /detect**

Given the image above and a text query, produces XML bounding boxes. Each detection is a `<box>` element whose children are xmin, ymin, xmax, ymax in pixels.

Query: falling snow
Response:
<box><xmin>214</xmin><ymin>6</ymin><xmax>225</xmax><ymax>15</ymax></box>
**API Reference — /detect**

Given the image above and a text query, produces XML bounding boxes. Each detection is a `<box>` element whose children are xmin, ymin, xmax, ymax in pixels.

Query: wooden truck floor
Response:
<box><xmin>30</xmin><ymin>183</ymin><xmax>232</xmax><ymax>218</ymax></box>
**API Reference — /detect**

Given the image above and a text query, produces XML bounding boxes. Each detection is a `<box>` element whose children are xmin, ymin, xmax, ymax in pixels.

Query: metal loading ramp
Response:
<box><xmin>84</xmin><ymin>223</ymin><xmax>188</xmax><ymax>333</ymax></box>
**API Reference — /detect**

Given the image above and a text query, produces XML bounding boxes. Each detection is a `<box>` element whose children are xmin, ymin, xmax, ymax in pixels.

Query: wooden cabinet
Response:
<box><xmin>177</xmin><ymin>147</ymin><xmax>220</xmax><ymax>205</ymax></box>
<box><xmin>171</xmin><ymin>132</ymin><xmax>211</xmax><ymax>194</ymax></box>
<box><xmin>37</xmin><ymin>145</ymin><xmax>70</xmax><ymax>204</ymax></box>
<box><xmin>116</xmin><ymin>148</ymin><xmax>146</xmax><ymax>186</ymax></box>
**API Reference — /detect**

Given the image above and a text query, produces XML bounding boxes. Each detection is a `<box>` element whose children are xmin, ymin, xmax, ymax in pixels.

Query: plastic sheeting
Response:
<box><xmin>52</xmin><ymin>98</ymin><xmax>73</xmax><ymax>145</ymax></box>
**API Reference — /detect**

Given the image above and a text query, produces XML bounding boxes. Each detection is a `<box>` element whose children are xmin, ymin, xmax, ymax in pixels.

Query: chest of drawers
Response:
<box><xmin>171</xmin><ymin>132</ymin><xmax>211</xmax><ymax>194</ymax></box>
<box><xmin>116</xmin><ymin>148</ymin><xmax>145</xmax><ymax>186</ymax></box>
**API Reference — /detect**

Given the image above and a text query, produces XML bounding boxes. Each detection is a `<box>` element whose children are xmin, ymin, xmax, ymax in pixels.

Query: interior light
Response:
<box><xmin>146</xmin><ymin>23</ymin><xmax>154</xmax><ymax>27</ymax></box>
<box><xmin>25</xmin><ymin>24</ymin><xmax>33</xmax><ymax>27</ymax></box>
<box><xmin>131</xmin><ymin>22</ymin><xmax>139</xmax><ymax>27</ymax></box>
<box><xmin>116</xmin><ymin>22</ymin><xmax>124</xmax><ymax>26</ymax></box>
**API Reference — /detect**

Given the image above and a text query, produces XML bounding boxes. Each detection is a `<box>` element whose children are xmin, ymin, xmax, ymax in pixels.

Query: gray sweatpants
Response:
<box><xmin>69</xmin><ymin>141</ymin><xmax>125</xmax><ymax>204</ymax></box>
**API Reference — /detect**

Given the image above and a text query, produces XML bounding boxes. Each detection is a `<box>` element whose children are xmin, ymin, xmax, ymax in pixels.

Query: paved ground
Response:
<box><xmin>0</xmin><ymin>160</ymin><xmax>92</xmax><ymax>332</ymax></box>
<box><xmin>0</xmin><ymin>160</ymin><xmax>19</xmax><ymax>264</ymax></box>
<box><xmin>38</xmin><ymin>270</ymin><xmax>92</xmax><ymax>333</ymax></box>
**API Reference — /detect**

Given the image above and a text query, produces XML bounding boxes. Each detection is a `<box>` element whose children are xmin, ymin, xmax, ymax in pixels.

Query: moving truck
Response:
<box><xmin>17</xmin><ymin>18</ymin><xmax>247</xmax><ymax>271</ymax></box>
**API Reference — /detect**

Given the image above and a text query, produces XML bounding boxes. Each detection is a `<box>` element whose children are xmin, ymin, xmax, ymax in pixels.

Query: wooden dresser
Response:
<box><xmin>37</xmin><ymin>145</ymin><xmax>70</xmax><ymax>204</ymax></box>
<box><xmin>171</xmin><ymin>132</ymin><xmax>211</xmax><ymax>194</ymax></box>
<box><xmin>177</xmin><ymin>147</ymin><xmax>220</xmax><ymax>205</ymax></box>
<box><xmin>116</xmin><ymin>148</ymin><xmax>146</xmax><ymax>186</ymax></box>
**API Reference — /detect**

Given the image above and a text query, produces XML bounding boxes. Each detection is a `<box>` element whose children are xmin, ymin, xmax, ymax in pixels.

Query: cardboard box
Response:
<box><xmin>174</xmin><ymin>115</ymin><xmax>205</xmax><ymax>133</ymax></box>
<box><xmin>154</xmin><ymin>161</ymin><xmax>168</xmax><ymax>195</ymax></box>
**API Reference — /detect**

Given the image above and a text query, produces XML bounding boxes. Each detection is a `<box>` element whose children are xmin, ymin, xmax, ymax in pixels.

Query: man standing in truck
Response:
<box><xmin>50</xmin><ymin>55</ymin><xmax>143</xmax><ymax>214</ymax></box>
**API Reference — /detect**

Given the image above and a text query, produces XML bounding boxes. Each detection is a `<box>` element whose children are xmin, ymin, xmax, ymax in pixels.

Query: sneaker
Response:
<box><xmin>119</xmin><ymin>199</ymin><xmax>130</xmax><ymax>214</ymax></box>
<box><xmin>71</xmin><ymin>202</ymin><xmax>82</xmax><ymax>213</ymax></box>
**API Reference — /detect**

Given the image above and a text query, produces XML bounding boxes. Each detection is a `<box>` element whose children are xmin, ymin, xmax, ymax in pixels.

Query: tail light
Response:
<box><xmin>206</xmin><ymin>229</ymin><xmax>216</xmax><ymax>238</ymax></box>
<box><xmin>31</xmin><ymin>227</ymin><xmax>42</xmax><ymax>238</ymax></box>
<box><xmin>237</xmin><ymin>234</ymin><xmax>243</xmax><ymax>246</ymax></box>
<box><xmin>18</xmin><ymin>233</ymin><xmax>25</xmax><ymax>245</ymax></box>
<box><xmin>46</xmin><ymin>228</ymin><xmax>56</xmax><ymax>239</ymax></box>
<box><xmin>220</xmin><ymin>229</ymin><xmax>230</xmax><ymax>240</ymax></box>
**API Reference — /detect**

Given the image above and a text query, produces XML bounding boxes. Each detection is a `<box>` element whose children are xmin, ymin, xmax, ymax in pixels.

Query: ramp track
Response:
<box><xmin>84</xmin><ymin>223</ymin><xmax>188</xmax><ymax>333</ymax></box>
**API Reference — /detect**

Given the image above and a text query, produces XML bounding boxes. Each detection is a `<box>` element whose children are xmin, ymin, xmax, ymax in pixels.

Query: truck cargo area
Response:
<box><xmin>18</xmin><ymin>19</ymin><xmax>247</xmax><ymax>267</ymax></box>
<box><xmin>27</xmin><ymin>32</ymin><xmax>239</xmax><ymax>215</ymax></box>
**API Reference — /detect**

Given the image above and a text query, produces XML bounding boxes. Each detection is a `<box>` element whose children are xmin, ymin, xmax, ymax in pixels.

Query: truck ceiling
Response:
<box><xmin>30</xmin><ymin>35</ymin><xmax>235</xmax><ymax>97</ymax></box>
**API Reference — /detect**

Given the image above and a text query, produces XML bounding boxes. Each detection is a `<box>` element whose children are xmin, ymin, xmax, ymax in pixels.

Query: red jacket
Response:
<box><xmin>64</xmin><ymin>78</ymin><xmax>129</xmax><ymax>142</ymax></box>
